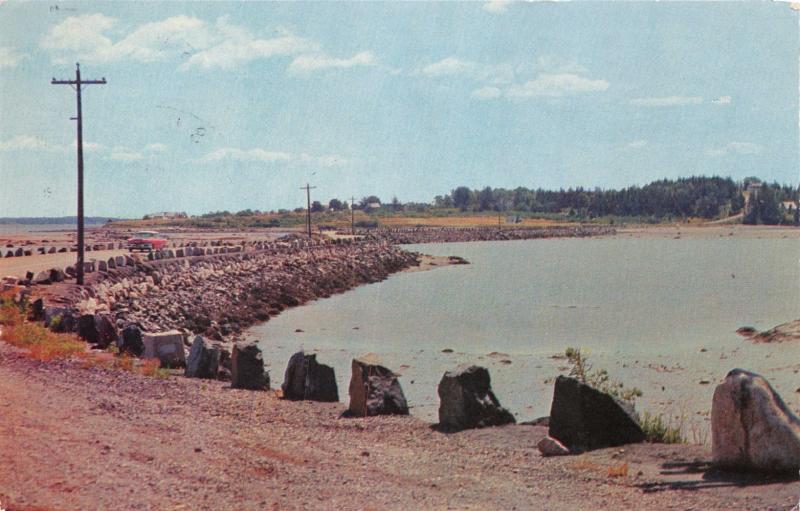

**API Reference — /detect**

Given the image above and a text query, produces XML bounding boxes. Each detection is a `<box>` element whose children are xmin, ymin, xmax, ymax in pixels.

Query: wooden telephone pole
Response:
<box><xmin>300</xmin><ymin>183</ymin><xmax>316</xmax><ymax>237</ymax></box>
<box><xmin>52</xmin><ymin>63</ymin><xmax>106</xmax><ymax>286</ymax></box>
<box><xmin>350</xmin><ymin>196</ymin><xmax>356</xmax><ymax>234</ymax></box>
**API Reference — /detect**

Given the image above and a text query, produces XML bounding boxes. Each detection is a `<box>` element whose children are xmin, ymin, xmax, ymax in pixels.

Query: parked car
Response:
<box><xmin>127</xmin><ymin>231</ymin><xmax>168</xmax><ymax>252</ymax></box>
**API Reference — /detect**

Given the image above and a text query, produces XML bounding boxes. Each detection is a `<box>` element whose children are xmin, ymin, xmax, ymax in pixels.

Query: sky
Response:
<box><xmin>0</xmin><ymin>1</ymin><xmax>798</xmax><ymax>218</ymax></box>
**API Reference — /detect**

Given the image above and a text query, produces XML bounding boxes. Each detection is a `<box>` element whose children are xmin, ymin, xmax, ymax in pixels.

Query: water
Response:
<box><xmin>247</xmin><ymin>238</ymin><xmax>800</xmax><ymax>433</ymax></box>
<box><xmin>0</xmin><ymin>223</ymin><xmax>105</xmax><ymax>235</ymax></box>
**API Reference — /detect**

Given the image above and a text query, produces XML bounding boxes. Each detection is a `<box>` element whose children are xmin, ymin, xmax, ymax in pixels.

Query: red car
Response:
<box><xmin>127</xmin><ymin>231</ymin><xmax>168</xmax><ymax>252</ymax></box>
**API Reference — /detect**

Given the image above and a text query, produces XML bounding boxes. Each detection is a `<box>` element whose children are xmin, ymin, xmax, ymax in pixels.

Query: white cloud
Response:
<box><xmin>704</xmin><ymin>141</ymin><xmax>764</xmax><ymax>157</ymax></box>
<box><xmin>418</xmin><ymin>55</ymin><xmax>608</xmax><ymax>100</ymax></box>
<box><xmin>198</xmin><ymin>147</ymin><xmax>348</xmax><ymax>167</ymax></box>
<box><xmin>507</xmin><ymin>73</ymin><xmax>609</xmax><ymax>97</ymax></box>
<box><xmin>0</xmin><ymin>135</ymin><xmax>91</xmax><ymax>153</ymax></box>
<box><xmin>483</xmin><ymin>0</ymin><xmax>512</xmax><ymax>14</ymax></box>
<box><xmin>109</xmin><ymin>146</ymin><xmax>144</xmax><ymax>161</ymax></box>
<box><xmin>712</xmin><ymin>95</ymin><xmax>732</xmax><ymax>105</ymax></box>
<box><xmin>0</xmin><ymin>47</ymin><xmax>25</xmax><ymax>69</ymax></box>
<box><xmin>627</xmin><ymin>139</ymin><xmax>648</xmax><ymax>149</ymax></box>
<box><xmin>145</xmin><ymin>143</ymin><xmax>168</xmax><ymax>152</ymax></box>
<box><xmin>288</xmin><ymin>51</ymin><xmax>375</xmax><ymax>74</ymax></box>
<box><xmin>420</xmin><ymin>57</ymin><xmax>477</xmax><ymax>77</ymax></box>
<box><xmin>182</xmin><ymin>18</ymin><xmax>317</xmax><ymax>71</ymax></box>
<box><xmin>471</xmin><ymin>86</ymin><xmax>502</xmax><ymax>99</ymax></box>
<box><xmin>41</xmin><ymin>14</ymin><xmax>331</xmax><ymax>72</ymax></box>
<box><xmin>200</xmin><ymin>148</ymin><xmax>292</xmax><ymax>163</ymax></box>
<box><xmin>40</xmin><ymin>13</ymin><xmax>117</xmax><ymax>61</ymax></box>
<box><xmin>83</xmin><ymin>142</ymin><xmax>103</xmax><ymax>152</ymax></box>
<box><xmin>629</xmin><ymin>96</ymin><xmax>703</xmax><ymax>107</ymax></box>
<box><xmin>0</xmin><ymin>135</ymin><xmax>57</xmax><ymax>152</ymax></box>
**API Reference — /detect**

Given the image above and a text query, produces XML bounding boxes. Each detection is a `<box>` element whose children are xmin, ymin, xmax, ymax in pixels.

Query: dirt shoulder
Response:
<box><xmin>1</xmin><ymin>344</ymin><xmax>797</xmax><ymax>511</ymax></box>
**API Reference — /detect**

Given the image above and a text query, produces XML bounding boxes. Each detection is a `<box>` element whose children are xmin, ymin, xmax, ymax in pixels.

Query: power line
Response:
<box><xmin>51</xmin><ymin>63</ymin><xmax>106</xmax><ymax>286</ymax></box>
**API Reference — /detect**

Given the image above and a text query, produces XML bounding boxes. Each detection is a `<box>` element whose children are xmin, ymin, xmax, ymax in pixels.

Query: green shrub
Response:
<box><xmin>639</xmin><ymin>411</ymin><xmax>686</xmax><ymax>444</ymax></box>
<box><xmin>564</xmin><ymin>347</ymin><xmax>642</xmax><ymax>403</ymax></box>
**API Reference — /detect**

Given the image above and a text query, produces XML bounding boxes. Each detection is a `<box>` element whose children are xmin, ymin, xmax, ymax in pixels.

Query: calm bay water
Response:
<box><xmin>248</xmin><ymin>238</ymin><xmax>800</xmax><ymax>429</ymax></box>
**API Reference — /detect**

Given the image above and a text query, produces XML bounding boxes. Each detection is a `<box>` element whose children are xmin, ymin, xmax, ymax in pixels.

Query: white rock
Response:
<box><xmin>712</xmin><ymin>368</ymin><xmax>800</xmax><ymax>473</ymax></box>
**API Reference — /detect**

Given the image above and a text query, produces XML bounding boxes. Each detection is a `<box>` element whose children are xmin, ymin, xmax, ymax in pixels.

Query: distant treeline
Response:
<box><xmin>428</xmin><ymin>177</ymin><xmax>797</xmax><ymax>224</ymax></box>
<box><xmin>0</xmin><ymin>216</ymin><xmax>121</xmax><ymax>225</ymax></box>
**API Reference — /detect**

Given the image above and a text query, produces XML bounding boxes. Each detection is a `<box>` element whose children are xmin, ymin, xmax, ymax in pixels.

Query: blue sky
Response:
<box><xmin>1</xmin><ymin>1</ymin><xmax>797</xmax><ymax>217</ymax></box>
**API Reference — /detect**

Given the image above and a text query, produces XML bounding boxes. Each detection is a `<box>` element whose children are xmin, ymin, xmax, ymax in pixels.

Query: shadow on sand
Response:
<box><xmin>637</xmin><ymin>460</ymin><xmax>799</xmax><ymax>493</ymax></box>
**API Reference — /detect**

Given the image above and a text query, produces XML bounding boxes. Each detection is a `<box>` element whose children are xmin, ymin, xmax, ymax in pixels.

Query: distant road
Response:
<box><xmin>0</xmin><ymin>249</ymin><xmax>129</xmax><ymax>279</ymax></box>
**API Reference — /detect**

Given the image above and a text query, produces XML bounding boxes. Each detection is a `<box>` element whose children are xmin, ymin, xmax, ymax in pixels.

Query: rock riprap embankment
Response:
<box><xmin>348</xmin><ymin>225</ymin><xmax>615</xmax><ymax>244</ymax></box>
<box><xmin>67</xmin><ymin>240</ymin><xmax>419</xmax><ymax>339</ymax></box>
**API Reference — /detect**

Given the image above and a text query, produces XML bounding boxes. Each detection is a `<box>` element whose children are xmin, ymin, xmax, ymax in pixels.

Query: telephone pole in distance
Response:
<box><xmin>300</xmin><ymin>183</ymin><xmax>316</xmax><ymax>237</ymax></box>
<box><xmin>350</xmin><ymin>196</ymin><xmax>356</xmax><ymax>234</ymax></box>
<box><xmin>52</xmin><ymin>62</ymin><xmax>106</xmax><ymax>286</ymax></box>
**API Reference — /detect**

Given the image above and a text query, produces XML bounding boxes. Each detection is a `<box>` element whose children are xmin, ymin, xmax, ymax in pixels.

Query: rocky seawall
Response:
<box><xmin>349</xmin><ymin>225</ymin><xmax>615</xmax><ymax>244</ymax></box>
<box><xmin>22</xmin><ymin>238</ymin><xmax>419</xmax><ymax>343</ymax></box>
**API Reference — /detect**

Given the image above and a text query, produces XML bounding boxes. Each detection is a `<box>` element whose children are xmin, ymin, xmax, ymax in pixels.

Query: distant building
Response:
<box><xmin>143</xmin><ymin>211</ymin><xmax>187</xmax><ymax>220</ymax></box>
<box><xmin>365</xmin><ymin>202</ymin><xmax>381</xmax><ymax>211</ymax></box>
<box><xmin>780</xmin><ymin>201</ymin><xmax>797</xmax><ymax>212</ymax></box>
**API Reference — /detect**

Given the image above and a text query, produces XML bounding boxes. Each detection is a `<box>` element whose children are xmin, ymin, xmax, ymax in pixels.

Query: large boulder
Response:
<box><xmin>712</xmin><ymin>368</ymin><xmax>800</xmax><ymax>473</ymax></box>
<box><xmin>548</xmin><ymin>375</ymin><xmax>644</xmax><ymax>452</ymax></box>
<box><xmin>94</xmin><ymin>314</ymin><xmax>118</xmax><ymax>349</ymax></box>
<box><xmin>44</xmin><ymin>306</ymin><xmax>75</xmax><ymax>332</ymax></box>
<box><xmin>281</xmin><ymin>351</ymin><xmax>339</xmax><ymax>402</ymax></box>
<box><xmin>142</xmin><ymin>330</ymin><xmax>186</xmax><ymax>368</ymax></box>
<box><xmin>347</xmin><ymin>354</ymin><xmax>408</xmax><ymax>417</ymax></box>
<box><xmin>185</xmin><ymin>336</ymin><xmax>221</xmax><ymax>379</ymax></box>
<box><xmin>119</xmin><ymin>324</ymin><xmax>144</xmax><ymax>356</ymax></box>
<box><xmin>437</xmin><ymin>365</ymin><xmax>515</xmax><ymax>432</ymax></box>
<box><xmin>77</xmin><ymin>314</ymin><xmax>99</xmax><ymax>344</ymax></box>
<box><xmin>231</xmin><ymin>341</ymin><xmax>269</xmax><ymax>390</ymax></box>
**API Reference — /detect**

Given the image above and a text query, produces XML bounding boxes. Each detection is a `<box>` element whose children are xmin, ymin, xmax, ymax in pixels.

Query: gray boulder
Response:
<box><xmin>185</xmin><ymin>336</ymin><xmax>221</xmax><ymax>379</ymax></box>
<box><xmin>34</xmin><ymin>271</ymin><xmax>51</xmax><ymax>285</ymax></box>
<box><xmin>712</xmin><ymin>368</ymin><xmax>800</xmax><ymax>473</ymax></box>
<box><xmin>347</xmin><ymin>354</ymin><xmax>408</xmax><ymax>417</ymax></box>
<box><xmin>281</xmin><ymin>351</ymin><xmax>339</xmax><ymax>402</ymax></box>
<box><xmin>437</xmin><ymin>365</ymin><xmax>515</xmax><ymax>432</ymax></box>
<box><xmin>231</xmin><ymin>341</ymin><xmax>269</xmax><ymax>390</ymax></box>
<box><xmin>548</xmin><ymin>375</ymin><xmax>644</xmax><ymax>452</ymax></box>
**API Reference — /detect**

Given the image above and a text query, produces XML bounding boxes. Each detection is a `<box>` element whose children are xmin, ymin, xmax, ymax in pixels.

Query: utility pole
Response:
<box><xmin>300</xmin><ymin>183</ymin><xmax>316</xmax><ymax>237</ymax></box>
<box><xmin>350</xmin><ymin>196</ymin><xmax>356</xmax><ymax>234</ymax></box>
<box><xmin>52</xmin><ymin>63</ymin><xmax>106</xmax><ymax>286</ymax></box>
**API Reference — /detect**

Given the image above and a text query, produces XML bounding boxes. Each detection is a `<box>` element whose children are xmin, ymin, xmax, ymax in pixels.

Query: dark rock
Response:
<box><xmin>347</xmin><ymin>354</ymin><xmax>408</xmax><ymax>417</ymax></box>
<box><xmin>29</xmin><ymin>298</ymin><xmax>44</xmax><ymax>321</ymax></box>
<box><xmin>107</xmin><ymin>257</ymin><xmax>116</xmax><ymax>269</ymax></box>
<box><xmin>712</xmin><ymin>368</ymin><xmax>800</xmax><ymax>473</ymax></box>
<box><xmin>15</xmin><ymin>248</ymin><xmax>23</xmax><ymax>256</ymax></box>
<box><xmin>77</xmin><ymin>314</ymin><xmax>99</xmax><ymax>344</ymax></box>
<box><xmin>231</xmin><ymin>341</ymin><xmax>269</xmax><ymax>390</ymax></box>
<box><xmin>44</xmin><ymin>306</ymin><xmax>74</xmax><ymax>332</ymax></box>
<box><xmin>49</xmin><ymin>268</ymin><xmax>65</xmax><ymax>283</ymax></box>
<box><xmin>437</xmin><ymin>365</ymin><xmax>515</xmax><ymax>432</ymax></box>
<box><xmin>119</xmin><ymin>324</ymin><xmax>144</xmax><ymax>356</ymax></box>
<box><xmin>185</xmin><ymin>336</ymin><xmax>221</xmax><ymax>379</ymax></box>
<box><xmin>281</xmin><ymin>351</ymin><xmax>339</xmax><ymax>402</ymax></box>
<box><xmin>94</xmin><ymin>314</ymin><xmax>118</xmax><ymax>349</ymax></box>
<box><xmin>548</xmin><ymin>375</ymin><xmax>644</xmax><ymax>452</ymax></box>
